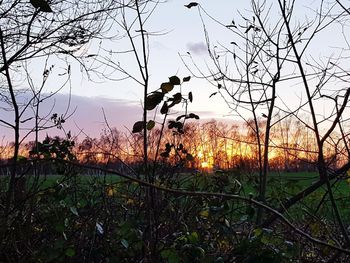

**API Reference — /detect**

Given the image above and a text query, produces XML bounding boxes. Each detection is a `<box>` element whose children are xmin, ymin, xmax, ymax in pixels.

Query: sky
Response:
<box><xmin>66</xmin><ymin>0</ymin><xmax>349</xmax><ymax>137</ymax></box>
<box><xmin>2</xmin><ymin>0</ymin><xmax>245</xmax><ymax>141</ymax></box>
<box><xmin>68</xmin><ymin>0</ymin><xmax>245</xmax><ymax>113</ymax></box>
<box><xmin>1</xmin><ymin>0</ymin><xmax>349</xmax><ymax>142</ymax></box>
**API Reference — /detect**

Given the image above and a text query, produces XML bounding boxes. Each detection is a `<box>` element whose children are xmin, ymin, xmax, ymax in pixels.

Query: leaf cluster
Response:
<box><xmin>132</xmin><ymin>75</ymin><xmax>194</xmax><ymax>133</ymax></box>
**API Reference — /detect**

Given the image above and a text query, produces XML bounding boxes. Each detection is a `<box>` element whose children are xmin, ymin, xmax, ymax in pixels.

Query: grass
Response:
<box><xmin>266</xmin><ymin>171</ymin><xmax>350</xmax><ymax>222</ymax></box>
<box><xmin>2</xmin><ymin>169</ymin><xmax>350</xmax><ymax>222</ymax></box>
<box><xmin>179</xmin><ymin>170</ymin><xmax>350</xmax><ymax>222</ymax></box>
<box><xmin>2</xmin><ymin>168</ymin><xmax>350</xmax><ymax>262</ymax></box>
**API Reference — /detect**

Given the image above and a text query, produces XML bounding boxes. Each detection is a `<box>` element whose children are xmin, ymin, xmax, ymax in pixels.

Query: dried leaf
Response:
<box><xmin>161</xmin><ymin>82</ymin><xmax>174</xmax><ymax>93</ymax></box>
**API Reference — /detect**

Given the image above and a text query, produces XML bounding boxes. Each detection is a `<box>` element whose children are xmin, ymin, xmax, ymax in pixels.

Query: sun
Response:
<box><xmin>201</xmin><ymin>161</ymin><xmax>210</xmax><ymax>168</ymax></box>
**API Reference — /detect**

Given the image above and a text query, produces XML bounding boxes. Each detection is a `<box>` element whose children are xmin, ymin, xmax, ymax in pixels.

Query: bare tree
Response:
<box><xmin>0</xmin><ymin>0</ymin><xmax>134</xmax><ymax>217</ymax></box>
<box><xmin>182</xmin><ymin>0</ymin><xmax>350</xmax><ymax>252</ymax></box>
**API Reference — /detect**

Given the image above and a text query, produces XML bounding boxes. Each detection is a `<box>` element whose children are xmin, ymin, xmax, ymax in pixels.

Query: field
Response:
<box><xmin>9</xmin><ymin>169</ymin><xmax>350</xmax><ymax>221</ymax></box>
<box><xmin>1</xmin><ymin>167</ymin><xmax>350</xmax><ymax>262</ymax></box>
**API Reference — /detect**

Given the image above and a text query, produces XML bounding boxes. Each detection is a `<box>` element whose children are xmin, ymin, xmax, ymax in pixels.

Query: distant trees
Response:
<box><xmin>1</xmin><ymin>119</ymin><xmax>328</xmax><ymax>173</ymax></box>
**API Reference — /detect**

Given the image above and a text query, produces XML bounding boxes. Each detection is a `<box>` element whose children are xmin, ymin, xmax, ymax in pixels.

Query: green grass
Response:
<box><xmin>265</xmin><ymin>171</ymin><xmax>350</xmax><ymax>222</ymax></box>
<box><xmin>2</xmin><ymin>169</ymin><xmax>350</xmax><ymax>222</ymax></box>
<box><xmin>182</xmin><ymin>170</ymin><xmax>350</xmax><ymax>222</ymax></box>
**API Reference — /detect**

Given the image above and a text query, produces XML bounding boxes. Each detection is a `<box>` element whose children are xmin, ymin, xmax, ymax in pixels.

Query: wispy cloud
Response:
<box><xmin>0</xmin><ymin>93</ymin><xmax>143</xmax><ymax>142</ymax></box>
<box><xmin>186</xmin><ymin>41</ymin><xmax>208</xmax><ymax>55</ymax></box>
<box><xmin>0</xmin><ymin>93</ymin><xmax>228</xmax><ymax>142</ymax></box>
<box><xmin>65</xmin><ymin>94</ymin><xmax>142</xmax><ymax>137</ymax></box>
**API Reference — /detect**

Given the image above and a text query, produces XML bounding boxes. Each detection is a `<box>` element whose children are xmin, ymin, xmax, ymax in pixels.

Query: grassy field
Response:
<box><xmin>2</xmin><ymin>169</ymin><xmax>349</xmax><ymax>221</ymax></box>
<box><xmin>176</xmin><ymin>170</ymin><xmax>350</xmax><ymax>222</ymax></box>
<box><xmin>265</xmin><ymin>171</ymin><xmax>350</xmax><ymax>222</ymax></box>
<box><xmin>1</xmin><ymin>169</ymin><xmax>349</xmax><ymax>262</ymax></box>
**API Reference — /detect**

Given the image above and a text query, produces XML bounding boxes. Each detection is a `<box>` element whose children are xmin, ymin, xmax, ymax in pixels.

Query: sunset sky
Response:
<box><xmin>68</xmin><ymin>0</ymin><xmax>245</xmax><ymax>125</ymax></box>
<box><xmin>1</xmin><ymin>0</ymin><xmax>347</xmax><ymax>141</ymax></box>
<box><xmin>2</xmin><ymin>0</ymin><xmax>244</xmax><ymax>141</ymax></box>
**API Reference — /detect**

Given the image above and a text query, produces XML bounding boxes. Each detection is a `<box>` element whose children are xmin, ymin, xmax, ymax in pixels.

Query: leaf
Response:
<box><xmin>246</xmin><ymin>205</ymin><xmax>255</xmax><ymax>219</ymax></box>
<box><xmin>65</xmin><ymin>248</ymin><xmax>75</xmax><ymax>257</ymax></box>
<box><xmin>17</xmin><ymin>155</ymin><xmax>27</xmax><ymax>161</ymax></box>
<box><xmin>176</xmin><ymin>115</ymin><xmax>186</xmax><ymax>121</ymax></box>
<box><xmin>240</xmin><ymin>215</ymin><xmax>248</xmax><ymax>221</ymax></box>
<box><xmin>188</xmin><ymin>232</ymin><xmax>199</xmax><ymax>244</ymax></box>
<box><xmin>165</xmin><ymin>143</ymin><xmax>172</xmax><ymax>151</ymax></box>
<box><xmin>160</xmin><ymin>102</ymin><xmax>169</xmax><ymax>115</ymax></box>
<box><xmin>209</xmin><ymin>92</ymin><xmax>217</xmax><ymax>98</ymax></box>
<box><xmin>176</xmin><ymin>122</ymin><xmax>183</xmax><ymax>130</ymax></box>
<box><xmin>70</xmin><ymin>206</ymin><xmax>79</xmax><ymax>216</ymax></box>
<box><xmin>96</xmin><ymin>222</ymin><xmax>104</xmax><ymax>235</ymax></box>
<box><xmin>173</xmin><ymin>92</ymin><xmax>182</xmax><ymax>102</ymax></box>
<box><xmin>132</xmin><ymin>121</ymin><xmax>144</xmax><ymax>133</ymax></box>
<box><xmin>186</xmin><ymin>153</ymin><xmax>194</xmax><ymax>161</ymax></box>
<box><xmin>188</xmin><ymin>91</ymin><xmax>193</xmax><ymax>102</ymax></box>
<box><xmin>54</xmin><ymin>222</ymin><xmax>65</xmax><ymax>233</ymax></box>
<box><xmin>30</xmin><ymin>0</ymin><xmax>53</xmax><ymax>12</ymax></box>
<box><xmin>224</xmin><ymin>219</ymin><xmax>230</xmax><ymax>227</ymax></box>
<box><xmin>160</xmin><ymin>152</ymin><xmax>170</xmax><ymax>158</ymax></box>
<box><xmin>310</xmin><ymin>222</ymin><xmax>321</xmax><ymax>236</ymax></box>
<box><xmin>184</xmin><ymin>2</ymin><xmax>198</xmax><ymax>9</ymax></box>
<box><xmin>254</xmin><ymin>228</ymin><xmax>263</xmax><ymax>237</ymax></box>
<box><xmin>161</xmin><ymin>249</ymin><xmax>180</xmax><ymax>263</ymax></box>
<box><xmin>147</xmin><ymin>120</ymin><xmax>156</xmax><ymax>130</ymax></box>
<box><xmin>161</xmin><ymin>82</ymin><xmax>174</xmax><ymax>93</ymax></box>
<box><xmin>146</xmin><ymin>92</ymin><xmax>164</xmax><ymax>110</ymax></box>
<box><xmin>168</xmin><ymin>121</ymin><xmax>183</xmax><ymax>133</ymax></box>
<box><xmin>188</xmin><ymin>113</ymin><xmax>199</xmax><ymax>120</ymax></box>
<box><xmin>168</xmin><ymin>120</ymin><xmax>176</xmax><ymax>129</ymax></box>
<box><xmin>168</xmin><ymin>92</ymin><xmax>182</xmax><ymax>108</ymax></box>
<box><xmin>106</xmin><ymin>185</ymin><xmax>116</xmax><ymax>197</ymax></box>
<box><xmin>245</xmin><ymin>25</ymin><xmax>254</xmax><ymax>33</ymax></box>
<box><xmin>183</xmin><ymin>76</ymin><xmax>191</xmax><ymax>82</ymax></box>
<box><xmin>121</xmin><ymin>239</ymin><xmax>129</xmax><ymax>249</ymax></box>
<box><xmin>169</xmin><ymin>76</ymin><xmax>181</xmax><ymax>85</ymax></box>
<box><xmin>126</xmin><ymin>199</ymin><xmax>135</xmax><ymax>205</ymax></box>
<box><xmin>199</xmin><ymin>209</ymin><xmax>209</xmax><ymax>218</ymax></box>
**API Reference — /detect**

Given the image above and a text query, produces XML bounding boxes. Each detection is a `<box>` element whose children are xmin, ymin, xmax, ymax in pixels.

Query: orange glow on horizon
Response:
<box><xmin>0</xmin><ymin>119</ymin><xmax>343</xmax><ymax>172</ymax></box>
<box><xmin>201</xmin><ymin>161</ymin><xmax>210</xmax><ymax>168</ymax></box>
<box><xmin>196</xmin><ymin>146</ymin><xmax>214</xmax><ymax>171</ymax></box>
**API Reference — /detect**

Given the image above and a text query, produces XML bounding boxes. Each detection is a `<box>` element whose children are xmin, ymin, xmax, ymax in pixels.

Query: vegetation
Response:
<box><xmin>1</xmin><ymin>0</ymin><xmax>350</xmax><ymax>262</ymax></box>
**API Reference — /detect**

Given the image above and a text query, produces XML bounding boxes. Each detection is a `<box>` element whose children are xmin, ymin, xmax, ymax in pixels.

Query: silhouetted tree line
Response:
<box><xmin>1</xmin><ymin>118</ymin><xmax>344</xmax><ymax>174</ymax></box>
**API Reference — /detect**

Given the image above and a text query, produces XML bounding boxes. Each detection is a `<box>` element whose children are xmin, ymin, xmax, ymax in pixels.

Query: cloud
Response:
<box><xmin>0</xmin><ymin>92</ymin><xmax>229</xmax><ymax>143</ymax></box>
<box><xmin>0</xmin><ymin>93</ymin><xmax>143</xmax><ymax>142</ymax></box>
<box><xmin>186</xmin><ymin>41</ymin><xmax>208</xmax><ymax>55</ymax></box>
<box><xmin>64</xmin><ymin>94</ymin><xmax>142</xmax><ymax>138</ymax></box>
